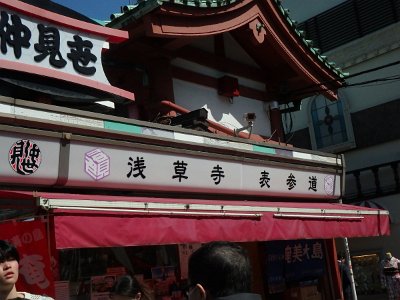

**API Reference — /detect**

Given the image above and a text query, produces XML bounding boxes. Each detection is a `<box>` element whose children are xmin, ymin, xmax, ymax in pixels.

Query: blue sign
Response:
<box><xmin>265</xmin><ymin>239</ymin><xmax>325</xmax><ymax>293</ymax></box>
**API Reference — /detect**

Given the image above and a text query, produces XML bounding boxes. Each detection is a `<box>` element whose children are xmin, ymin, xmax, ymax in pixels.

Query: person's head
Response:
<box><xmin>188</xmin><ymin>241</ymin><xmax>252</xmax><ymax>300</ymax></box>
<box><xmin>110</xmin><ymin>275</ymin><xmax>142</xmax><ymax>300</ymax></box>
<box><xmin>386</xmin><ymin>252</ymin><xmax>392</xmax><ymax>260</ymax></box>
<box><xmin>0</xmin><ymin>240</ymin><xmax>20</xmax><ymax>291</ymax></box>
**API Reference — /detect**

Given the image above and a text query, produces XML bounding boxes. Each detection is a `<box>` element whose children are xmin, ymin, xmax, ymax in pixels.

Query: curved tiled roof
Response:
<box><xmin>274</xmin><ymin>1</ymin><xmax>348</xmax><ymax>79</ymax></box>
<box><xmin>105</xmin><ymin>0</ymin><xmax>347</xmax><ymax>80</ymax></box>
<box><xmin>108</xmin><ymin>0</ymin><xmax>244</xmax><ymax>25</ymax></box>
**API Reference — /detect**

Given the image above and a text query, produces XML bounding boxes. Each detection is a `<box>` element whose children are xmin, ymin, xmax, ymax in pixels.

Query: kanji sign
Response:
<box><xmin>0</xmin><ymin>133</ymin><xmax>342</xmax><ymax>198</ymax></box>
<box><xmin>265</xmin><ymin>240</ymin><xmax>325</xmax><ymax>294</ymax></box>
<box><xmin>65</xmin><ymin>141</ymin><xmax>341</xmax><ymax>198</ymax></box>
<box><xmin>0</xmin><ymin>1</ymin><xmax>134</xmax><ymax>100</ymax></box>
<box><xmin>0</xmin><ymin>133</ymin><xmax>60</xmax><ymax>186</ymax></box>
<box><xmin>8</xmin><ymin>139</ymin><xmax>42</xmax><ymax>175</ymax></box>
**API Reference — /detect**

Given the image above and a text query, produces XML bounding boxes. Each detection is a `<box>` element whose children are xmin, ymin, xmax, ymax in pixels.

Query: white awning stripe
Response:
<box><xmin>38</xmin><ymin>197</ymin><xmax>389</xmax><ymax>216</ymax></box>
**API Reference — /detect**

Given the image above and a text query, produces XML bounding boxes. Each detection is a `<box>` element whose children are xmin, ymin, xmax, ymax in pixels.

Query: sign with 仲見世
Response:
<box><xmin>0</xmin><ymin>1</ymin><xmax>134</xmax><ymax>100</ymax></box>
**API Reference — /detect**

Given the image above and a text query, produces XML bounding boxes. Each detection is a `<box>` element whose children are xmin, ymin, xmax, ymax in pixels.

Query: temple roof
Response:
<box><xmin>105</xmin><ymin>0</ymin><xmax>347</xmax><ymax>103</ymax></box>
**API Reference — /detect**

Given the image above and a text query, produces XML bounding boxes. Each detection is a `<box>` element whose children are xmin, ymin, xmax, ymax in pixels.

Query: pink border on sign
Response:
<box><xmin>0</xmin><ymin>0</ymin><xmax>128</xmax><ymax>43</ymax></box>
<box><xmin>0</xmin><ymin>59</ymin><xmax>135</xmax><ymax>101</ymax></box>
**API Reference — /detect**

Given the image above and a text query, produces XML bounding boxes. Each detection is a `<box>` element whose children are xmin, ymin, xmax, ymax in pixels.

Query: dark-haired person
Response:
<box><xmin>187</xmin><ymin>241</ymin><xmax>261</xmax><ymax>300</ymax></box>
<box><xmin>0</xmin><ymin>240</ymin><xmax>54</xmax><ymax>300</ymax></box>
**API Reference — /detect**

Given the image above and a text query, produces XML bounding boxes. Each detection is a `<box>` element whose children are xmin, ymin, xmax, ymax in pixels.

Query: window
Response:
<box><xmin>308</xmin><ymin>91</ymin><xmax>355</xmax><ymax>153</ymax></box>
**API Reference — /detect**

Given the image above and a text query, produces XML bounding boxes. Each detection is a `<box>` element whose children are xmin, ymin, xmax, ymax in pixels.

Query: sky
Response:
<box><xmin>51</xmin><ymin>0</ymin><xmax>347</xmax><ymax>23</ymax></box>
<box><xmin>52</xmin><ymin>0</ymin><xmax>136</xmax><ymax>22</ymax></box>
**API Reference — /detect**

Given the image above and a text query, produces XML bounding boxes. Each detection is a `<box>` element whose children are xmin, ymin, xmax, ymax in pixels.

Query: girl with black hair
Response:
<box><xmin>0</xmin><ymin>240</ymin><xmax>53</xmax><ymax>300</ymax></box>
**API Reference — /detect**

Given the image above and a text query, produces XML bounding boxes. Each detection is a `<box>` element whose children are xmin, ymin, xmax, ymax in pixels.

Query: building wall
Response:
<box><xmin>284</xmin><ymin>24</ymin><xmax>400</xmax><ymax>141</ymax></box>
<box><xmin>282</xmin><ymin>0</ymin><xmax>346</xmax><ymax>22</ymax></box>
<box><xmin>281</xmin><ymin>0</ymin><xmax>400</xmax><ymax>267</ymax></box>
<box><xmin>173</xmin><ymin>79</ymin><xmax>272</xmax><ymax>136</ymax></box>
<box><xmin>171</xmin><ymin>34</ymin><xmax>272</xmax><ymax>137</ymax></box>
<box><xmin>279</xmin><ymin>9</ymin><xmax>400</xmax><ymax>169</ymax></box>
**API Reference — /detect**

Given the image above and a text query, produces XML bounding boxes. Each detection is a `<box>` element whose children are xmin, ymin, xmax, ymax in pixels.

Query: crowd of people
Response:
<box><xmin>4</xmin><ymin>237</ymin><xmax>400</xmax><ymax>300</ymax></box>
<box><xmin>110</xmin><ymin>241</ymin><xmax>261</xmax><ymax>300</ymax></box>
<box><xmin>1</xmin><ymin>239</ymin><xmax>260</xmax><ymax>300</ymax></box>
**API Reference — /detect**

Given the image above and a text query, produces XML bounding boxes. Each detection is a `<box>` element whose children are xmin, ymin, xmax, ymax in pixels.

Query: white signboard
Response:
<box><xmin>0</xmin><ymin>2</ymin><xmax>134</xmax><ymax>100</ymax></box>
<box><xmin>66</xmin><ymin>141</ymin><xmax>341</xmax><ymax>198</ymax></box>
<box><xmin>0</xmin><ymin>133</ymin><xmax>341</xmax><ymax>199</ymax></box>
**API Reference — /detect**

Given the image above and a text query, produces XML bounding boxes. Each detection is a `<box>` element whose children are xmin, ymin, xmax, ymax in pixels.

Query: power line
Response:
<box><xmin>289</xmin><ymin>72</ymin><xmax>400</xmax><ymax>99</ymax></box>
<box><xmin>281</xmin><ymin>65</ymin><xmax>400</xmax><ymax>138</ymax></box>
<box><xmin>345</xmin><ymin>60</ymin><xmax>400</xmax><ymax>79</ymax></box>
<box><xmin>286</xmin><ymin>60</ymin><xmax>400</xmax><ymax>99</ymax></box>
<box><xmin>345</xmin><ymin>75</ymin><xmax>400</xmax><ymax>88</ymax></box>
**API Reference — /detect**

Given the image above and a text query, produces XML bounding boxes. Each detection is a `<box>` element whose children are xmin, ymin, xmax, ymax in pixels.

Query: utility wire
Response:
<box><xmin>280</xmin><ymin>58</ymin><xmax>400</xmax><ymax>140</ymax></box>
<box><xmin>345</xmin><ymin>60</ymin><xmax>400</xmax><ymax>79</ymax></box>
<box><xmin>281</xmin><ymin>61</ymin><xmax>400</xmax><ymax>138</ymax></box>
<box><xmin>286</xmin><ymin>59</ymin><xmax>400</xmax><ymax>98</ymax></box>
<box><xmin>284</xmin><ymin>61</ymin><xmax>400</xmax><ymax>139</ymax></box>
<box><xmin>288</xmin><ymin>72</ymin><xmax>400</xmax><ymax>99</ymax></box>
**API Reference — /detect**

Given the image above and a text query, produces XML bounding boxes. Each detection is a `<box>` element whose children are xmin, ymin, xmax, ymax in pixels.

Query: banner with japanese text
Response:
<box><xmin>0</xmin><ymin>219</ymin><xmax>54</xmax><ymax>297</ymax></box>
<box><xmin>264</xmin><ymin>239</ymin><xmax>325</xmax><ymax>294</ymax></box>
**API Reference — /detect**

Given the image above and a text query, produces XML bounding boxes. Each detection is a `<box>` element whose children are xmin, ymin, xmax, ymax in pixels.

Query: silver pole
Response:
<box><xmin>343</xmin><ymin>237</ymin><xmax>358</xmax><ymax>300</ymax></box>
<box><xmin>340</xmin><ymin>154</ymin><xmax>358</xmax><ymax>300</ymax></box>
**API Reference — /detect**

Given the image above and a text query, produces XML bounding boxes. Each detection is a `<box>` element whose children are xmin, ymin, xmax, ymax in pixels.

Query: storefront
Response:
<box><xmin>0</xmin><ymin>189</ymin><xmax>390</xmax><ymax>300</ymax></box>
<box><xmin>0</xmin><ymin>104</ymin><xmax>390</xmax><ymax>299</ymax></box>
<box><xmin>0</xmin><ymin>1</ymin><xmax>390</xmax><ymax>299</ymax></box>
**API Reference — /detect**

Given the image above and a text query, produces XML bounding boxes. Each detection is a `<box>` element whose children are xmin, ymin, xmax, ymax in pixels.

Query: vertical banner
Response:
<box><xmin>265</xmin><ymin>239</ymin><xmax>325</xmax><ymax>293</ymax></box>
<box><xmin>0</xmin><ymin>219</ymin><xmax>54</xmax><ymax>297</ymax></box>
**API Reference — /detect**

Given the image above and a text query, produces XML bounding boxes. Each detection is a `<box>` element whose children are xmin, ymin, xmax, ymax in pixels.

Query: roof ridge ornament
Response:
<box><xmin>249</xmin><ymin>19</ymin><xmax>266</xmax><ymax>44</ymax></box>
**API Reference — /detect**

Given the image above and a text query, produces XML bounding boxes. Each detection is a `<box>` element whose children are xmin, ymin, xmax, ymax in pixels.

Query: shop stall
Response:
<box><xmin>0</xmin><ymin>101</ymin><xmax>390</xmax><ymax>299</ymax></box>
<box><xmin>0</xmin><ymin>1</ymin><xmax>389</xmax><ymax>299</ymax></box>
<box><xmin>0</xmin><ymin>189</ymin><xmax>389</xmax><ymax>300</ymax></box>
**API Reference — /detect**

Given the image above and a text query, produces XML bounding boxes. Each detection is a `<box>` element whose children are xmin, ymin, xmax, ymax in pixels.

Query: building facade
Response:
<box><xmin>282</xmin><ymin>0</ymin><xmax>400</xmax><ymax>296</ymax></box>
<box><xmin>0</xmin><ymin>0</ymin><xmax>393</xmax><ymax>299</ymax></box>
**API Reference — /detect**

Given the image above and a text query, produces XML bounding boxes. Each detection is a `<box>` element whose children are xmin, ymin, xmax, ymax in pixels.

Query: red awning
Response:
<box><xmin>29</xmin><ymin>192</ymin><xmax>390</xmax><ymax>249</ymax></box>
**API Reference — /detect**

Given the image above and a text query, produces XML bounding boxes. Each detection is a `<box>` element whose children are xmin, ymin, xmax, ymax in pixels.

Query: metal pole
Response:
<box><xmin>340</xmin><ymin>154</ymin><xmax>358</xmax><ymax>300</ymax></box>
<box><xmin>343</xmin><ymin>237</ymin><xmax>358</xmax><ymax>300</ymax></box>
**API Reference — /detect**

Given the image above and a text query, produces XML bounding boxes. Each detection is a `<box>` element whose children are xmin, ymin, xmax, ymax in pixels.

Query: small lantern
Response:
<box><xmin>218</xmin><ymin>76</ymin><xmax>240</xmax><ymax>98</ymax></box>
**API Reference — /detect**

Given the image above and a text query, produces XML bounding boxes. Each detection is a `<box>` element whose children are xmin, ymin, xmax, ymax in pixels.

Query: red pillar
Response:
<box><xmin>326</xmin><ymin>239</ymin><xmax>343</xmax><ymax>300</ymax></box>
